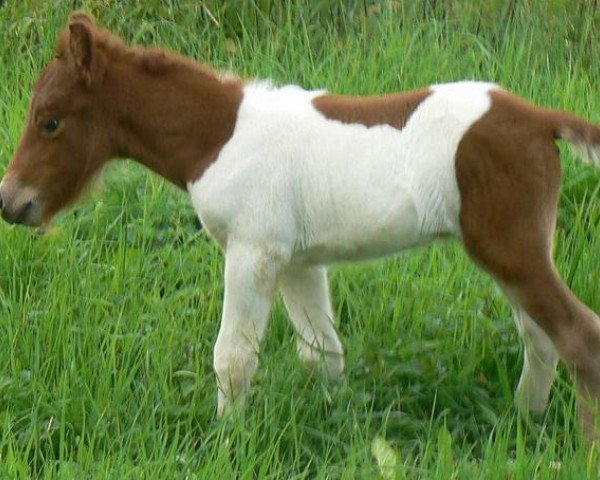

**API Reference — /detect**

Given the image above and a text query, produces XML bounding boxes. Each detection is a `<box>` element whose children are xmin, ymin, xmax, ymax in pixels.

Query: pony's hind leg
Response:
<box><xmin>457</xmin><ymin>131</ymin><xmax>600</xmax><ymax>437</ymax></box>
<box><xmin>474</xmin><ymin>238</ymin><xmax>600</xmax><ymax>435</ymax></box>
<box><xmin>507</xmin><ymin>271</ymin><xmax>600</xmax><ymax>436</ymax></box>
<box><xmin>278</xmin><ymin>265</ymin><xmax>344</xmax><ymax>379</ymax></box>
<box><xmin>510</xmin><ymin>303</ymin><xmax>560</xmax><ymax>414</ymax></box>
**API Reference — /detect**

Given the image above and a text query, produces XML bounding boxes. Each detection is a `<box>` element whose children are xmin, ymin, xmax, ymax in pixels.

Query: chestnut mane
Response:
<box><xmin>55</xmin><ymin>15</ymin><xmax>221</xmax><ymax>84</ymax></box>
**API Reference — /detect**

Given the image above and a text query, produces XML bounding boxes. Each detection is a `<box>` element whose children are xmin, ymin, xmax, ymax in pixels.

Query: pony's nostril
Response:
<box><xmin>0</xmin><ymin>194</ymin><xmax>4</xmax><ymax>212</ymax></box>
<box><xmin>14</xmin><ymin>199</ymin><xmax>35</xmax><ymax>225</ymax></box>
<box><xmin>21</xmin><ymin>200</ymin><xmax>33</xmax><ymax>217</ymax></box>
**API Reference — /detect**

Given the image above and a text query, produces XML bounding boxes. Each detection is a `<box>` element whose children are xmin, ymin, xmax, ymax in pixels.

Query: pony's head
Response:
<box><xmin>1</xmin><ymin>13</ymin><xmax>119</xmax><ymax>226</ymax></box>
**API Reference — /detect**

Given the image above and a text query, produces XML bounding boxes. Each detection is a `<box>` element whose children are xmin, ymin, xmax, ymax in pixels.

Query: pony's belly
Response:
<box><xmin>291</xmin><ymin>192</ymin><xmax>433</xmax><ymax>265</ymax></box>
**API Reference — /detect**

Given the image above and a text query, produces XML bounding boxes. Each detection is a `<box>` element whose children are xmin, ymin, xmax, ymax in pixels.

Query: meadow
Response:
<box><xmin>1</xmin><ymin>0</ymin><xmax>600</xmax><ymax>478</ymax></box>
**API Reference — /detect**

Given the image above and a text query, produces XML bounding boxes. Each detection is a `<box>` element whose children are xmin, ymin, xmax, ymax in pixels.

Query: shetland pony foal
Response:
<box><xmin>3</xmin><ymin>13</ymin><xmax>600</xmax><ymax>436</ymax></box>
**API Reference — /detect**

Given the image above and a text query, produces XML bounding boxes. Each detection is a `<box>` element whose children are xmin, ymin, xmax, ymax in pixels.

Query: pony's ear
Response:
<box><xmin>68</xmin><ymin>12</ymin><xmax>104</xmax><ymax>88</ymax></box>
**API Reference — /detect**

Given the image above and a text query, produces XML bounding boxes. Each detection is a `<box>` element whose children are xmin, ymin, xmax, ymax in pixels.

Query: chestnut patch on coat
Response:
<box><xmin>312</xmin><ymin>89</ymin><xmax>431</xmax><ymax>130</ymax></box>
<box><xmin>456</xmin><ymin>90</ymin><xmax>561</xmax><ymax>284</ymax></box>
<box><xmin>456</xmin><ymin>89</ymin><xmax>600</xmax><ymax>438</ymax></box>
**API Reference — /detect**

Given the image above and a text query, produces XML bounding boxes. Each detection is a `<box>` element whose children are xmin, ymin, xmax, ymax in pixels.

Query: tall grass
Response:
<box><xmin>1</xmin><ymin>1</ymin><xmax>600</xmax><ymax>477</ymax></box>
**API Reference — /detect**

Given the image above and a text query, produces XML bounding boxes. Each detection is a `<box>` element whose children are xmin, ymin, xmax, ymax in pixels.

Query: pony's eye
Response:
<box><xmin>43</xmin><ymin>119</ymin><xmax>61</xmax><ymax>134</ymax></box>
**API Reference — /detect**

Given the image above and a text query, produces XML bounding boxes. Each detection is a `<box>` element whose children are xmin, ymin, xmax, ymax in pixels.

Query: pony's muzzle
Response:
<box><xmin>0</xmin><ymin>178</ymin><xmax>42</xmax><ymax>226</ymax></box>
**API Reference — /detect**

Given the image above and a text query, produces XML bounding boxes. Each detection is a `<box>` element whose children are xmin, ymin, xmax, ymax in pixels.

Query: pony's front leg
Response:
<box><xmin>213</xmin><ymin>243</ymin><xmax>286</xmax><ymax>416</ymax></box>
<box><xmin>279</xmin><ymin>265</ymin><xmax>344</xmax><ymax>379</ymax></box>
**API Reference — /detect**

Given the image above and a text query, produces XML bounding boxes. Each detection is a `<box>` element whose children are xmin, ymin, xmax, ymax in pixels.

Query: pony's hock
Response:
<box><xmin>3</xmin><ymin>12</ymin><xmax>600</xmax><ymax>439</ymax></box>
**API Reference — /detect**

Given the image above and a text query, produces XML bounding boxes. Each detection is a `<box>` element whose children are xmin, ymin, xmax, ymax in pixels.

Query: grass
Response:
<box><xmin>1</xmin><ymin>0</ymin><xmax>600</xmax><ymax>477</ymax></box>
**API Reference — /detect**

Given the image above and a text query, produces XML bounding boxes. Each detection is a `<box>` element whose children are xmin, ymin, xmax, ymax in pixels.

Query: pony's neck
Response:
<box><xmin>105</xmin><ymin>51</ymin><xmax>243</xmax><ymax>189</ymax></box>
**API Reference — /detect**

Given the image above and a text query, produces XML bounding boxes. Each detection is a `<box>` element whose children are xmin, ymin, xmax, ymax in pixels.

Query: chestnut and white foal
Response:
<box><xmin>3</xmin><ymin>13</ymin><xmax>600</xmax><ymax>436</ymax></box>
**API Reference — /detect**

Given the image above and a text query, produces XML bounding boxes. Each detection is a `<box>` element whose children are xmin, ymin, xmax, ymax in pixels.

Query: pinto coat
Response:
<box><xmin>2</xmin><ymin>12</ymin><xmax>600</xmax><ymax>438</ymax></box>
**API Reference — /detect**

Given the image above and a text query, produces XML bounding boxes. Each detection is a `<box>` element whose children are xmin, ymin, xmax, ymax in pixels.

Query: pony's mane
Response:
<box><xmin>134</xmin><ymin>46</ymin><xmax>221</xmax><ymax>82</ymax></box>
<box><xmin>55</xmin><ymin>17</ymin><xmax>221</xmax><ymax>83</ymax></box>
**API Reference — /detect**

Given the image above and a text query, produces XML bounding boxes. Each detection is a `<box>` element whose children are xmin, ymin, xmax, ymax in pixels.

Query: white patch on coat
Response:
<box><xmin>189</xmin><ymin>80</ymin><xmax>497</xmax><ymax>265</ymax></box>
<box><xmin>188</xmin><ymin>79</ymin><xmax>499</xmax><ymax>414</ymax></box>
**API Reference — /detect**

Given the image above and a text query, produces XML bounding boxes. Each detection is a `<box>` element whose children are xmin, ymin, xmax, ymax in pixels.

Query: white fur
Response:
<box><xmin>188</xmin><ymin>80</ymin><xmax>497</xmax><ymax>414</ymax></box>
<box><xmin>566</xmin><ymin>139</ymin><xmax>600</xmax><ymax>169</ymax></box>
<box><xmin>513</xmin><ymin>308</ymin><xmax>559</xmax><ymax>413</ymax></box>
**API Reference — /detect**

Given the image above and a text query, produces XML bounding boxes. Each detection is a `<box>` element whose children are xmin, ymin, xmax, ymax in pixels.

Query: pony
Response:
<box><xmin>3</xmin><ymin>12</ymin><xmax>600</xmax><ymax>437</ymax></box>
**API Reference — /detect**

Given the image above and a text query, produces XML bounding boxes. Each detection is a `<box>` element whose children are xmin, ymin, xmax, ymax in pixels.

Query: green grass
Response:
<box><xmin>1</xmin><ymin>0</ymin><xmax>600</xmax><ymax>477</ymax></box>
